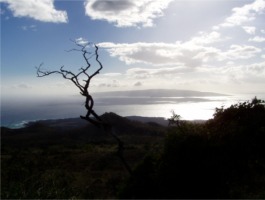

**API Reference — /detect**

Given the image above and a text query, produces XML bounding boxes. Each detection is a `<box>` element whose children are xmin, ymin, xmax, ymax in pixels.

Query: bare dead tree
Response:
<box><xmin>36</xmin><ymin>41</ymin><xmax>102</xmax><ymax>127</ymax></box>
<box><xmin>36</xmin><ymin>41</ymin><xmax>132</xmax><ymax>175</ymax></box>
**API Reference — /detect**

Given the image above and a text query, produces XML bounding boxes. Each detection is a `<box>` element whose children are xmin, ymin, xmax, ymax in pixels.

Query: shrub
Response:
<box><xmin>120</xmin><ymin>98</ymin><xmax>265</xmax><ymax>198</ymax></box>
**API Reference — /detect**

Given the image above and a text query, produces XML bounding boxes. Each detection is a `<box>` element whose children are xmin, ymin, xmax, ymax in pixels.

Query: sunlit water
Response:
<box><xmin>94</xmin><ymin>96</ymin><xmax>246</xmax><ymax>120</ymax></box>
<box><xmin>1</xmin><ymin>94</ymin><xmax>264</xmax><ymax>128</ymax></box>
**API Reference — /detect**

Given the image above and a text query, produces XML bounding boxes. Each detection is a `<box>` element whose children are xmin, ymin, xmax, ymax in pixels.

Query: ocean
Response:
<box><xmin>1</xmin><ymin>91</ymin><xmax>264</xmax><ymax>129</ymax></box>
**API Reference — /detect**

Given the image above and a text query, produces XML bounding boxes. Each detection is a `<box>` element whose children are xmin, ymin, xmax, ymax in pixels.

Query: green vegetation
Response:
<box><xmin>1</xmin><ymin>98</ymin><xmax>265</xmax><ymax>199</ymax></box>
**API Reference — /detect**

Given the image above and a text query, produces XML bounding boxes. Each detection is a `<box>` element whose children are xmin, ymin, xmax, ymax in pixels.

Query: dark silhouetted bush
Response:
<box><xmin>120</xmin><ymin>98</ymin><xmax>265</xmax><ymax>199</ymax></box>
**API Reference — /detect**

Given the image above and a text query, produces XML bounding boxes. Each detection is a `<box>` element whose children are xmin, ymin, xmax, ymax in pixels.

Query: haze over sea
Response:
<box><xmin>1</xmin><ymin>89</ymin><xmax>264</xmax><ymax>129</ymax></box>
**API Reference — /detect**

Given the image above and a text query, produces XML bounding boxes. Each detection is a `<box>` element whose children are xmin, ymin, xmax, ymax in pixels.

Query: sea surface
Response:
<box><xmin>1</xmin><ymin>92</ymin><xmax>264</xmax><ymax>129</ymax></box>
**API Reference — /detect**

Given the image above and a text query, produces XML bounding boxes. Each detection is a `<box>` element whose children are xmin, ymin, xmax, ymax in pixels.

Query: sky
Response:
<box><xmin>1</xmin><ymin>0</ymin><xmax>265</xmax><ymax>102</ymax></box>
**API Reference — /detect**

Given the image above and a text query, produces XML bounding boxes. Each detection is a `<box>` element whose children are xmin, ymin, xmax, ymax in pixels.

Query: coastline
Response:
<box><xmin>1</xmin><ymin>113</ymin><xmax>208</xmax><ymax>130</ymax></box>
<box><xmin>2</xmin><ymin>92</ymin><xmax>262</xmax><ymax>129</ymax></box>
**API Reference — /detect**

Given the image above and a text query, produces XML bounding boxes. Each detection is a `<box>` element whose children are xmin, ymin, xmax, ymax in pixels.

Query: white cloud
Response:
<box><xmin>192</xmin><ymin>47</ymin><xmax>222</xmax><ymax>62</ymax></box>
<box><xmin>261</xmin><ymin>29</ymin><xmax>265</xmax><ymax>34</ymax></box>
<box><xmin>195</xmin><ymin>60</ymin><xmax>265</xmax><ymax>89</ymax></box>
<box><xmin>246</xmin><ymin>61</ymin><xmax>265</xmax><ymax>75</ymax></box>
<box><xmin>99</xmin><ymin>41</ymin><xmax>223</xmax><ymax>67</ymax></box>
<box><xmin>214</xmin><ymin>61</ymin><xmax>265</xmax><ymax>86</ymax></box>
<box><xmin>242</xmin><ymin>26</ymin><xmax>256</xmax><ymax>35</ymax></box>
<box><xmin>126</xmin><ymin>66</ymin><xmax>192</xmax><ymax>79</ymax></box>
<box><xmin>212</xmin><ymin>26</ymin><xmax>220</xmax><ymax>31</ymax></box>
<box><xmin>222</xmin><ymin>44</ymin><xmax>262</xmax><ymax>60</ymax></box>
<box><xmin>84</xmin><ymin>0</ymin><xmax>173</xmax><ymax>27</ymax></box>
<box><xmin>100</xmin><ymin>40</ymin><xmax>263</xmax><ymax>68</ymax></box>
<box><xmin>75</xmin><ymin>37</ymin><xmax>89</xmax><ymax>45</ymax></box>
<box><xmin>221</xmin><ymin>0</ymin><xmax>265</xmax><ymax>27</ymax></box>
<box><xmin>92</xmin><ymin>59</ymin><xmax>265</xmax><ymax>93</ymax></box>
<box><xmin>99</xmin><ymin>42</ymin><xmax>183</xmax><ymax>65</ymax></box>
<box><xmin>248</xmin><ymin>36</ymin><xmax>265</xmax><ymax>42</ymax></box>
<box><xmin>0</xmin><ymin>0</ymin><xmax>68</xmax><ymax>23</ymax></box>
<box><xmin>103</xmin><ymin>73</ymin><xmax>122</xmax><ymax>77</ymax></box>
<box><xmin>187</xmin><ymin>31</ymin><xmax>222</xmax><ymax>45</ymax></box>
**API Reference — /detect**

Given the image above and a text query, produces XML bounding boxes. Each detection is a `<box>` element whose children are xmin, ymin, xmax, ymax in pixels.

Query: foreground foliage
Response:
<box><xmin>121</xmin><ymin>98</ymin><xmax>265</xmax><ymax>198</ymax></box>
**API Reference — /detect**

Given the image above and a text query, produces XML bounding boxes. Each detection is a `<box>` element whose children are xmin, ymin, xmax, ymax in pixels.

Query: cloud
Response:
<box><xmin>187</xmin><ymin>31</ymin><xmax>223</xmax><ymax>45</ymax></box>
<box><xmin>103</xmin><ymin>73</ymin><xmax>122</xmax><ymax>77</ymax></box>
<box><xmin>220</xmin><ymin>0</ymin><xmax>265</xmax><ymax>27</ymax></box>
<box><xmin>126</xmin><ymin>66</ymin><xmax>191</xmax><ymax>79</ymax></box>
<box><xmin>242</xmin><ymin>26</ymin><xmax>256</xmax><ymax>35</ymax></box>
<box><xmin>248</xmin><ymin>36</ymin><xmax>265</xmax><ymax>42</ymax></box>
<box><xmin>0</xmin><ymin>0</ymin><xmax>68</xmax><ymax>23</ymax></box>
<box><xmin>100</xmin><ymin>39</ymin><xmax>263</xmax><ymax>68</ymax></box>
<box><xmin>93</xmin><ymin>1</ymin><xmax>264</xmax><ymax>93</ymax></box>
<box><xmin>99</xmin><ymin>41</ymin><xmax>223</xmax><ymax>67</ymax></box>
<box><xmin>192</xmin><ymin>47</ymin><xmax>222</xmax><ymax>63</ymax></box>
<box><xmin>98</xmin><ymin>40</ymin><xmax>263</xmax><ymax>92</ymax></box>
<box><xmin>84</xmin><ymin>0</ymin><xmax>173</xmax><ymax>27</ymax></box>
<box><xmin>221</xmin><ymin>61</ymin><xmax>265</xmax><ymax>85</ymax></box>
<box><xmin>246</xmin><ymin>61</ymin><xmax>265</xmax><ymax>75</ymax></box>
<box><xmin>75</xmin><ymin>37</ymin><xmax>89</xmax><ymax>45</ymax></box>
<box><xmin>21</xmin><ymin>24</ymin><xmax>37</xmax><ymax>31</ymax></box>
<box><xmin>222</xmin><ymin>45</ymin><xmax>262</xmax><ymax>60</ymax></box>
<box><xmin>194</xmin><ymin>60</ymin><xmax>265</xmax><ymax>89</ymax></box>
<box><xmin>99</xmin><ymin>42</ymin><xmax>182</xmax><ymax>65</ymax></box>
<box><xmin>98</xmin><ymin>79</ymin><xmax>120</xmax><ymax>88</ymax></box>
<box><xmin>134</xmin><ymin>81</ymin><xmax>142</xmax><ymax>87</ymax></box>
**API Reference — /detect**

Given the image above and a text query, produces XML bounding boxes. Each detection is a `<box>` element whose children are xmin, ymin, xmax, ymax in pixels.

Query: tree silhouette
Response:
<box><xmin>36</xmin><ymin>41</ymin><xmax>103</xmax><ymax>127</ymax></box>
<box><xmin>36</xmin><ymin>40</ymin><xmax>132</xmax><ymax>175</ymax></box>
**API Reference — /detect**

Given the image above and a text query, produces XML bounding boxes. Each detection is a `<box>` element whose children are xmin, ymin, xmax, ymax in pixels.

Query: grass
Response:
<box><xmin>1</xmin><ymin>120</ymin><xmax>165</xmax><ymax>199</ymax></box>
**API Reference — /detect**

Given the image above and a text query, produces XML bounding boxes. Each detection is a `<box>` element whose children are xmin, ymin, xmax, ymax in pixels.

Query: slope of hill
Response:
<box><xmin>1</xmin><ymin>113</ymin><xmax>166</xmax><ymax>199</ymax></box>
<box><xmin>1</xmin><ymin>113</ymin><xmax>167</xmax><ymax>144</ymax></box>
<box><xmin>2</xmin><ymin>112</ymin><xmax>201</xmax><ymax>132</ymax></box>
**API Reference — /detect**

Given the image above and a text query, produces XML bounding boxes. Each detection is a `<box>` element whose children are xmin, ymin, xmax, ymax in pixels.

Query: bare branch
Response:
<box><xmin>36</xmin><ymin>43</ymin><xmax>103</xmax><ymax>124</ymax></box>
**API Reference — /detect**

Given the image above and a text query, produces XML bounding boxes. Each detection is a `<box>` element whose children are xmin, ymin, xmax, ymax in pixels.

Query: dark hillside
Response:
<box><xmin>1</xmin><ymin>113</ymin><xmax>165</xmax><ymax>199</ymax></box>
